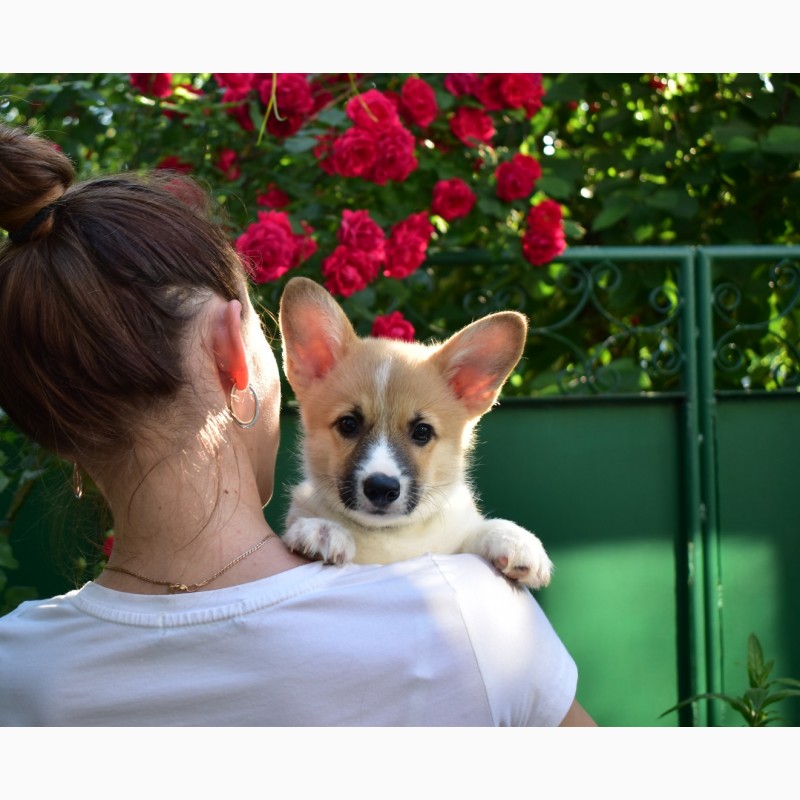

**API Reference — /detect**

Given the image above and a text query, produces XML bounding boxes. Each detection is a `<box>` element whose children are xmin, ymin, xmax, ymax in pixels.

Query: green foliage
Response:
<box><xmin>0</xmin><ymin>412</ymin><xmax>46</xmax><ymax>613</ymax></box>
<box><xmin>661</xmin><ymin>633</ymin><xmax>800</xmax><ymax>726</ymax></box>
<box><xmin>541</xmin><ymin>74</ymin><xmax>800</xmax><ymax>245</ymax></box>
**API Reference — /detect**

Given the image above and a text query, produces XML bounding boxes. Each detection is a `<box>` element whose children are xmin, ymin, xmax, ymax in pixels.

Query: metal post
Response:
<box><xmin>695</xmin><ymin>248</ymin><xmax>724</xmax><ymax>726</ymax></box>
<box><xmin>677</xmin><ymin>248</ymin><xmax>709</xmax><ymax>726</ymax></box>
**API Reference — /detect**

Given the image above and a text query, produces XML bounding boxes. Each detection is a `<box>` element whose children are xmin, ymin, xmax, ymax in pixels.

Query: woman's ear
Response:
<box><xmin>212</xmin><ymin>299</ymin><xmax>250</xmax><ymax>391</ymax></box>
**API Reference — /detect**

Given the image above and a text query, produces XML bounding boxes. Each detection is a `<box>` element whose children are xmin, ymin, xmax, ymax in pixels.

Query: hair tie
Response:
<box><xmin>8</xmin><ymin>201</ymin><xmax>60</xmax><ymax>245</ymax></box>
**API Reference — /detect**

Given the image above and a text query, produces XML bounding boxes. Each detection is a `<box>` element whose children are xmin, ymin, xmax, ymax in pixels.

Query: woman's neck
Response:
<box><xmin>93</xmin><ymin>432</ymin><xmax>307</xmax><ymax>594</ymax></box>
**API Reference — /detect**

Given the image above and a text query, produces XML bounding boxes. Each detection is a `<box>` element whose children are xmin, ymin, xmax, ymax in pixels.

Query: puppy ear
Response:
<box><xmin>279</xmin><ymin>277</ymin><xmax>357</xmax><ymax>394</ymax></box>
<box><xmin>431</xmin><ymin>311</ymin><xmax>527</xmax><ymax>417</ymax></box>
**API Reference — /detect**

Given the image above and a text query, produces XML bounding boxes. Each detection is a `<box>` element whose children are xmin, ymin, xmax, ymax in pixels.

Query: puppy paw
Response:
<box><xmin>477</xmin><ymin>520</ymin><xmax>553</xmax><ymax>590</ymax></box>
<box><xmin>283</xmin><ymin>517</ymin><xmax>356</xmax><ymax>566</ymax></box>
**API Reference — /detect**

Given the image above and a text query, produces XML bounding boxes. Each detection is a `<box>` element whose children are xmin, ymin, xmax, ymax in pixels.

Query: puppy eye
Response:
<box><xmin>337</xmin><ymin>415</ymin><xmax>360</xmax><ymax>437</ymax></box>
<box><xmin>411</xmin><ymin>422</ymin><xmax>434</xmax><ymax>445</ymax></box>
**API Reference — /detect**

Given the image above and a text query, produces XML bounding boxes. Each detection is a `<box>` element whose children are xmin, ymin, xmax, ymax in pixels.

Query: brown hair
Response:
<box><xmin>0</xmin><ymin>123</ymin><xmax>249</xmax><ymax>465</ymax></box>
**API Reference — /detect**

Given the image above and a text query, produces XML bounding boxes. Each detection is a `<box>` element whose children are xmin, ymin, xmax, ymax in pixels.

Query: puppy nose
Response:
<box><xmin>363</xmin><ymin>473</ymin><xmax>401</xmax><ymax>508</ymax></box>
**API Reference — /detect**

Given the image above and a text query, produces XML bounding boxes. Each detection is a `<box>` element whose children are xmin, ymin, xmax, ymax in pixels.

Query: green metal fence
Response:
<box><xmin>4</xmin><ymin>245</ymin><xmax>799</xmax><ymax>726</ymax></box>
<box><xmin>482</xmin><ymin>244</ymin><xmax>799</xmax><ymax>726</ymax></box>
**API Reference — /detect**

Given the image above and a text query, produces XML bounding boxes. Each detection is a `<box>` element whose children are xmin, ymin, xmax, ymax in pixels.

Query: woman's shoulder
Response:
<box><xmin>0</xmin><ymin>589</ymin><xmax>82</xmax><ymax>625</ymax></box>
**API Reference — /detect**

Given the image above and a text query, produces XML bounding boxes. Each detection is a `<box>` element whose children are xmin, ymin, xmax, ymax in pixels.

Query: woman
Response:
<box><xmin>0</xmin><ymin>123</ymin><xmax>595</xmax><ymax>726</ymax></box>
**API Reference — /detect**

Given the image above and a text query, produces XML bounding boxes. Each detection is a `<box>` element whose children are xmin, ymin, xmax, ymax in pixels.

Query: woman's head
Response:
<box><xmin>0</xmin><ymin>123</ymin><xmax>264</xmax><ymax>472</ymax></box>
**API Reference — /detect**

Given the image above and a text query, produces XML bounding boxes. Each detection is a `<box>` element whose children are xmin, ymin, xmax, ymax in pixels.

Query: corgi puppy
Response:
<box><xmin>277</xmin><ymin>276</ymin><xmax>553</xmax><ymax>589</ymax></box>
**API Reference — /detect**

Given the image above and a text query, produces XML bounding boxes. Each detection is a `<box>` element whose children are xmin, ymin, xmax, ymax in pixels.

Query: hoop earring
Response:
<box><xmin>72</xmin><ymin>463</ymin><xmax>84</xmax><ymax>500</ymax></box>
<box><xmin>229</xmin><ymin>384</ymin><xmax>260</xmax><ymax>429</ymax></box>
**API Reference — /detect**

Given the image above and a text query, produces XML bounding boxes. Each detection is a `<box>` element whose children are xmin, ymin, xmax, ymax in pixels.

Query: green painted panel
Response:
<box><xmin>474</xmin><ymin>401</ymin><xmax>684</xmax><ymax>727</ymax></box>
<box><xmin>715</xmin><ymin>397</ymin><xmax>800</xmax><ymax>727</ymax></box>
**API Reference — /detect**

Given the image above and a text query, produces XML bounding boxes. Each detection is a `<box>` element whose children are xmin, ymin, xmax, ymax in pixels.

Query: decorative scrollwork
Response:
<box><xmin>711</xmin><ymin>258</ymin><xmax>800</xmax><ymax>391</ymax></box>
<box><xmin>522</xmin><ymin>259</ymin><xmax>686</xmax><ymax>395</ymax></box>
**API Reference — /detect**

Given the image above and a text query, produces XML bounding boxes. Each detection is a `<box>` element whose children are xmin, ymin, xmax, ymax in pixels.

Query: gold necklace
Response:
<box><xmin>104</xmin><ymin>533</ymin><xmax>274</xmax><ymax>594</ymax></box>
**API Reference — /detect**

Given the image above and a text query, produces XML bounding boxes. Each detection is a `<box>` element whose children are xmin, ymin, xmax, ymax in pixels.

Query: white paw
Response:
<box><xmin>478</xmin><ymin>520</ymin><xmax>553</xmax><ymax>589</ymax></box>
<box><xmin>283</xmin><ymin>517</ymin><xmax>356</xmax><ymax>566</ymax></box>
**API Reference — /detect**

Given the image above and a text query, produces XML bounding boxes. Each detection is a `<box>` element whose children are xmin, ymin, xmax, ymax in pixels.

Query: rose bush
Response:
<box><xmin>129</xmin><ymin>72</ymin><xmax>574</xmax><ymax>395</ymax></box>
<box><xmin>1</xmin><ymin>72</ymin><xmax>799</xmax><ymax>401</ymax></box>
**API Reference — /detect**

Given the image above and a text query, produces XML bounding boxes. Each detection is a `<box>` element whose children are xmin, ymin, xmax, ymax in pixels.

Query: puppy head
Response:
<box><xmin>279</xmin><ymin>277</ymin><xmax>527</xmax><ymax>529</ymax></box>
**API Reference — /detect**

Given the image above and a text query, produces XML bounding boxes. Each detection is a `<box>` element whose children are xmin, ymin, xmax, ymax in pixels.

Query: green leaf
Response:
<box><xmin>724</xmin><ymin>135</ymin><xmax>758</xmax><ymax>154</ymax></box>
<box><xmin>282</xmin><ymin>137</ymin><xmax>318</xmax><ymax>154</ymax></box>
<box><xmin>592</xmin><ymin>194</ymin><xmax>636</xmax><ymax>231</ymax></box>
<box><xmin>761</xmin><ymin>125</ymin><xmax>800</xmax><ymax>155</ymax></box>
<box><xmin>711</xmin><ymin>120</ymin><xmax>757</xmax><ymax>146</ymax></box>
<box><xmin>747</xmin><ymin>633</ymin><xmax>769</xmax><ymax>685</ymax></box>
<box><xmin>315</xmin><ymin>106</ymin><xmax>347</xmax><ymax>127</ymax></box>
<box><xmin>660</xmin><ymin>691</ymin><xmax>751</xmax><ymax>719</ymax></box>
<box><xmin>0</xmin><ymin>538</ymin><xmax>19</xmax><ymax>570</ymax></box>
<box><xmin>562</xmin><ymin>219</ymin><xmax>585</xmax><ymax>240</ymax></box>
<box><xmin>644</xmin><ymin>189</ymin><xmax>699</xmax><ymax>219</ymax></box>
<box><xmin>535</xmin><ymin>175</ymin><xmax>572</xmax><ymax>200</ymax></box>
<box><xmin>476</xmin><ymin>195</ymin><xmax>509</xmax><ymax>221</ymax></box>
<box><xmin>762</xmin><ymin>690</ymin><xmax>800</xmax><ymax>707</ymax></box>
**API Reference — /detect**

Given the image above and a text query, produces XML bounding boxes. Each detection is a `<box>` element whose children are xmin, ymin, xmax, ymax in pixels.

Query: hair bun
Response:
<box><xmin>0</xmin><ymin>124</ymin><xmax>74</xmax><ymax>239</ymax></box>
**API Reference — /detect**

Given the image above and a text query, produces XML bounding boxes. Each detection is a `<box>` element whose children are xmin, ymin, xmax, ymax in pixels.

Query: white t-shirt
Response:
<box><xmin>0</xmin><ymin>553</ymin><xmax>577</xmax><ymax>726</ymax></box>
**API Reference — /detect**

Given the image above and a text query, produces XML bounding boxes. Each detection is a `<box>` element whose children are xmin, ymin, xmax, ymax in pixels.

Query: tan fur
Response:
<box><xmin>278</xmin><ymin>277</ymin><xmax>553</xmax><ymax>588</ymax></box>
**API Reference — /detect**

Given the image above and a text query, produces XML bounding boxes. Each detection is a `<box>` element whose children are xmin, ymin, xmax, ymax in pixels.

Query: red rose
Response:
<box><xmin>332</xmin><ymin>127</ymin><xmax>379</xmax><ymax>178</ymax></box>
<box><xmin>474</xmin><ymin>74</ymin><xmax>506</xmax><ymax>111</ymax></box>
<box><xmin>522</xmin><ymin>230</ymin><xmax>565</xmax><ymax>267</ymax></box>
<box><xmin>257</xmin><ymin>185</ymin><xmax>291</xmax><ymax>208</ymax></box>
<box><xmin>314</xmin><ymin>130</ymin><xmax>338</xmax><ymax>174</ymax></box>
<box><xmin>521</xmin><ymin>200</ymin><xmax>566</xmax><ymax>266</ymax></box>
<box><xmin>322</xmin><ymin>245</ymin><xmax>379</xmax><ymax>297</ymax></box>
<box><xmin>431</xmin><ymin>178</ymin><xmax>477</xmax><ymax>221</ymax></box>
<box><xmin>528</xmin><ymin>198</ymin><xmax>563</xmax><ymax>229</ymax></box>
<box><xmin>102</xmin><ymin>533</ymin><xmax>115</xmax><ymax>560</ymax></box>
<box><xmin>338</xmin><ymin>210</ymin><xmax>386</xmax><ymax>265</ymax></box>
<box><xmin>156</xmin><ymin>155</ymin><xmax>192</xmax><ymax>173</ymax></box>
<box><xmin>236</xmin><ymin>211</ymin><xmax>313</xmax><ymax>283</ymax></box>
<box><xmin>213</xmin><ymin>73</ymin><xmax>256</xmax><ymax>92</ymax></box>
<box><xmin>500</xmin><ymin>73</ymin><xmax>545</xmax><ymax>118</ymax></box>
<box><xmin>371</xmin><ymin>311</ymin><xmax>415</xmax><ymax>342</ymax></box>
<box><xmin>449</xmin><ymin>107</ymin><xmax>496</xmax><ymax>147</ymax></box>
<box><xmin>384</xmin><ymin>212</ymin><xmax>434</xmax><ymax>279</ymax></box>
<box><xmin>495</xmin><ymin>153</ymin><xmax>542</xmax><ymax>202</ymax></box>
<box><xmin>130</xmin><ymin>73</ymin><xmax>173</xmax><ymax>99</ymax></box>
<box><xmin>345</xmin><ymin>89</ymin><xmax>400</xmax><ymax>131</ymax></box>
<box><xmin>215</xmin><ymin>148</ymin><xmax>241</xmax><ymax>181</ymax></box>
<box><xmin>475</xmin><ymin>74</ymin><xmax>545</xmax><ymax>118</ymax></box>
<box><xmin>368</xmin><ymin>126</ymin><xmax>418</xmax><ymax>185</ymax></box>
<box><xmin>258</xmin><ymin>73</ymin><xmax>315</xmax><ymax>138</ymax></box>
<box><xmin>398</xmin><ymin>77</ymin><xmax>438</xmax><ymax>128</ymax></box>
<box><xmin>443</xmin><ymin>74</ymin><xmax>480</xmax><ymax>98</ymax></box>
<box><xmin>221</xmin><ymin>87</ymin><xmax>255</xmax><ymax>132</ymax></box>
<box><xmin>298</xmin><ymin>221</ymin><xmax>318</xmax><ymax>262</ymax></box>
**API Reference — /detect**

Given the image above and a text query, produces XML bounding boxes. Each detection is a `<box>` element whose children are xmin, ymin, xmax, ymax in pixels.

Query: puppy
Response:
<box><xmin>277</xmin><ymin>276</ymin><xmax>553</xmax><ymax>589</ymax></box>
